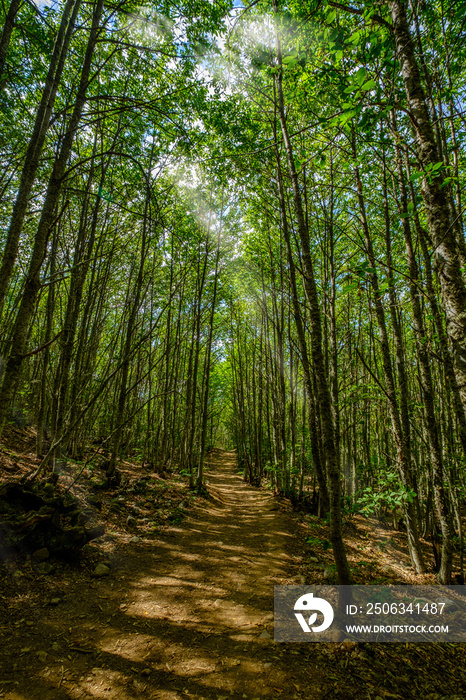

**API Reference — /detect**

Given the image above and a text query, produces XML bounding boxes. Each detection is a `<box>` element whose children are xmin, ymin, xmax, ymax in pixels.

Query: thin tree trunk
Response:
<box><xmin>0</xmin><ymin>0</ymin><xmax>21</xmax><ymax>82</ymax></box>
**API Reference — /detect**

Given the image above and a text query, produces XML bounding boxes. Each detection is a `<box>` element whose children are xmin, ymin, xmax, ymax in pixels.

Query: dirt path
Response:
<box><xmin>2</xmin><ymin>450</ymin><xmax>465</xmax><ymax>700</ymax></box>
<box><xmin>1</xmin><ymin>450</ymin><xmax>317</xmax><ymax>700</ymax></box>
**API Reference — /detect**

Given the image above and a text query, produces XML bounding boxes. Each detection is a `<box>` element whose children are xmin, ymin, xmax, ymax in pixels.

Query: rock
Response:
<box><xmin>42</xmin><ymin>483</ymin><xmax>55</xmax><ymax>497</ymax></box>
<box><xmin>129</xmin><ymin>536</ymin><xmax>141</xmax><ymax>543</ymax></box>
<box><xmin>126</xmin><ymin>515</ymin><xmax>137</xmax><ymax>527</ymax></box>
<box><xmin>101</xmin><ymin>533</ymin><xmax>116</xmax><ymax>542</ymax></box>
<box><xmin>36</xmin><ymin>562</ymin><xmax>54</xmax><ymax>575</ymax></box>
<box><xmin>93</xmin><ymin>563</ymin><xmax>110</xmax><ymax>577</ymax></box>
<box><xmin>87</xmin><ymin>495</ymin><xmax>102</xmax><ymax>509</ymax></box>
<box><xmin>259</xmin><ymin>629</ymin><xmax>271</xmax><ymax>639</ymax></box>
<box><xmin>90</xmin><ymin>478</ymin><xmax>108</xmax><ymax>490</ymax></box>
<box><xmin>436</xmin><ymin>597</ymin><xmax>458</xmax><ymax>613</ymax></box>
<box><xmin>326</xmin><ymin>629</ymin><xmax>342</xmax><ymax>643</ymax></box>
<box><xmin>341</xmin><ymin>640</ymin><xmax>358</xmax><ymax>650</ymax></box>
<box><xmin>323</xmin><ymin>567</ymin><xmax>338</xmax><ymax>583</ymax></box>
<box><xmin>32</xmin><ymin>547</ymin><xmax>49</xmax><ymax>562</ymax></box>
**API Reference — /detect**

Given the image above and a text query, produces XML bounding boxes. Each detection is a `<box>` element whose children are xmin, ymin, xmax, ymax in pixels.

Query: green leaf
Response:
<box><xmin>361</xmin><ymin>79</ymin><xmax>376</xmax><ymax>91</ymax></box>
<box><xmin>341</xmin><ymin>282</ymin><xmax>359</xmax><ymax>294</ymax></box>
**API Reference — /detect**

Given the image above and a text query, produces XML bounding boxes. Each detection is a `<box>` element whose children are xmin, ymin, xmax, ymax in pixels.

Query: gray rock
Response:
<box><xmin>323</xmin><ymin>567</ymin><xmax>338</xmax><ymax>583</ymax></box>
<box><xmin>32</xmin><ymin>547</ymin><xmax>49</xmax><ymax>562</ymax></box>
<box><xmin>93</xmin><ymin>563</ymin><xmax>110</xmax><ymax>577</ymax></box>
<box><xmin>436</xmin><ymin>597</ymin><xmax>458</xmax><ymax>613</ymax></box>
<box><xmin>129</xmin><ymin>536</ymin><xmax>141</xmax><ymax>543</ymax></box>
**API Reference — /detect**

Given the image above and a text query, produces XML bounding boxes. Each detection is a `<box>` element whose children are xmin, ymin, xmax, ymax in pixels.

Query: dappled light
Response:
<box><xmin>2</xmin><ymin>0</ymin><xmax>466</xmax><ymax>697</ymax></box>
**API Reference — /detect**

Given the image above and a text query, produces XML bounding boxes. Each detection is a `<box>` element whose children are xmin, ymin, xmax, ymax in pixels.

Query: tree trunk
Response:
<box><xmin>389</xmin><ymin>0</ymin><xmax>466</xmax><ymax>419</ymax></box>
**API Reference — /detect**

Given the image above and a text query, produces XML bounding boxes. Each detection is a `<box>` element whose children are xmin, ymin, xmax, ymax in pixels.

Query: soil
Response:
<box><xmin>0</xmin><ymin>445</ymin><xmax>465</xmax><ymax>700</ymax></box>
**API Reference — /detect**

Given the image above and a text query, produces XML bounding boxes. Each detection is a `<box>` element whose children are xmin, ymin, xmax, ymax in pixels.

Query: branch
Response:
<box><xmin>22</xmin><ymin>331</ymin><xmax>63</xmax><ymax>359</ymax></box>
<box><xmin>355</xmin><ymin>347</ymin><xmax>392</xmax><ymax>402</ymax></box>
<box><xmin>327</xmin><ymin>1</ymin><xmax>393</xmax><ymax>32</ymax></box>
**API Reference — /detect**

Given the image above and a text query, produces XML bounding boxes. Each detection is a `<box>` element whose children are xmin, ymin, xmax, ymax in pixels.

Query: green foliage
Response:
<box><xmin>356</xmin><ymin>473</ymin><xmax>416</xmax><ymax>517</ymax></box>
<box><xmin>306</xmin><ymin>536</ymin><xmax>332</xmax><ymax>550</ymax></box>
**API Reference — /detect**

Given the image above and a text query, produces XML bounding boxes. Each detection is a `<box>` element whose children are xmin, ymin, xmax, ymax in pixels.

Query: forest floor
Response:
<box><xmin>0</xmin><ymin>438</ymin><xmax>465</xmax><ymax>700</ymax></box>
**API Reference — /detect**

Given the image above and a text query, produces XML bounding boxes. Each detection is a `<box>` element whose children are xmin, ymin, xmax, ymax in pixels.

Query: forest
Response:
<box><xmin>1</xmin><ymin>0</ymin><xmax>466</xmax><ymax>697</ymax></box>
